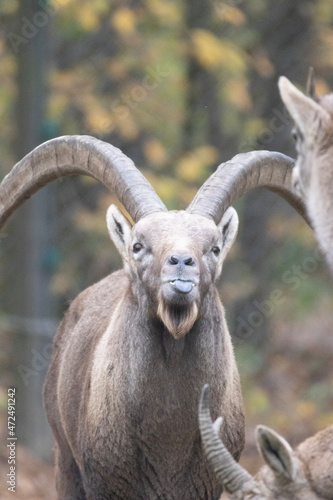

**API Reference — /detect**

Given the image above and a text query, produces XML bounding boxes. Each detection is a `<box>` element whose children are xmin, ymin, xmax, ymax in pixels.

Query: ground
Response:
<box><xmin>0</xmin><ymin>446</ymin><xmax>57</xmax><ymax>500</ymax></box>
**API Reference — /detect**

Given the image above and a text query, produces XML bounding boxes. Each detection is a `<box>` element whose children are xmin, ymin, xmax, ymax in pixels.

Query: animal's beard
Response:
<box><xmin>157</xmin><ymin>301</ymin><xmax>198</xmax><ymax>339</ymax></box>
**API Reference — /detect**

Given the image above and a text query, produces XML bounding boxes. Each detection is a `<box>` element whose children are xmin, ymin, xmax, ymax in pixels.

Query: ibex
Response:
<box><xmin>279</xmin><ymin>69</ymin><xmax>333</xmax><ymax>272</ymax></box>
<box><xmin>199</xmin><ymin>385</ymin><xmax>333</xmax><ymax>500</ymax></box>
<box><xmin>0</xmin><ymin>136</ymin><xmax>308</xmax><ymax>499</ymax></box>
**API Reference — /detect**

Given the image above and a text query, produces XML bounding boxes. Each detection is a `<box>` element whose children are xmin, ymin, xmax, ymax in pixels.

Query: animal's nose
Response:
<box><xmin>168</xmin><ymin>255</ymin><xmax>195</xmax><ymax>266</ymax></box>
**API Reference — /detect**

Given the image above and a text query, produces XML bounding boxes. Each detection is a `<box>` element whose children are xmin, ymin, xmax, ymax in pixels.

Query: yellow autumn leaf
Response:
<box><xmin>225</xmin><ymin>79</ymin><xmax>252</xmax><ymax>111</ymax></box>
<box><xmin>191</xmin><ymin>30</ymin><xmax>225</xmax><ymax>69</ymax></box>
<box><xmin>218</xmin><ymin>40</ymin><xmax>246</xmax><ymax>73</ymax></box>
<box><xmin>144</xmin><ymin>172</ymin><xmax>179</xmax><ymax>205</ymax></box>
<box><xmin>94</xmin><ymin>0</ymin><xmax>110</xmax><ymax>16</ymax></box>
<box><xmin>0</xmin><ymin>0</ymin><xmax>18</xmax><ymax>15</ymax></box>
<box><xmin>74</xmin><ymin>209</ymin><xmax>102</xmax><ymax>232</ymax></box>
<box><xmin>178</xmin><ymin>157</ymin><xmax>202</xmax><ymax>183</ymax></box>
<box><xmin>112</xmin><ymin>7</ymin><xmax>136</xmax><ymax>35</ymax></box>
<box><xmin>178</xmin><ymin>146</ymin><xmax>219</xmax><ymax>183</ymax></box>
<box><xmin>314</xmin><ymin>78</ymin><xmax>331</xmax><ymax>96</ymax></box>
<box><xmin>55</xmin><ymin>0</ymin><xmax>72</xmax><ymax>7</ymax></box>
<box><xmin>146</xmin><ymin>0</ymin><xmax>180</xmax><ymax>24</ymax></box>
<box><xmin>107</xmin><ymin>59</ymin><xmax>128</xmax><ymax>81</ymax></box>
<box><xmin>196</xmin><ymin>145</ymin><xmax>219</xmax><ymax>163</ymax></box>
<box><xmin>243</xmin><ymin>118</ymin><xmax>266</xmax><ymax>138</ymax></box>
<box><xmin>78</xmin><ymin>4</ymin><xmax>99</xmax><ymax>32</ymax></box>
<box><xmin>50</xmin><ymin>68</ymin><xmax>77</xmax><ymax>92</ymax></box>
<box><xmin>158</xmin><ymin>178</ymin><xmax>180</xmax><ymax>203</ymax></box>
<box><xmin>179</xmin><ymin>185</ymin><xmax>200</xmax><ymax>207</ymax></box>
<box><xmin>116</xmin><ymin>115</ymin><xmax>139</xmax><ymax>141</ymax></box>
<box><xmin>221</xmin><ymin>7</ymin><xmax>246</xmax><ymax>26</ymax></box>
<box><xmin>253</xmin><ymin>51</ymin><xmax>274</xmax><ymax>78</ymax></box>
<box><xmin>144</xmin><ymin>139</ymin><xmax>167</xmax><ymax>168</ymax></box>
<box><xmin>191</xmin><ymin>30</ymin><xmax>246</xmax><ymax>73</ymax></box>
<box><xmin>0</xmin><ymin>51</ymin><xmax>16</xmax><ymax>78</ymax></box>
<box><xmin>85</xmin><ymin>108</ymin><xmax>113</xmax><ymax>134</ymax></box>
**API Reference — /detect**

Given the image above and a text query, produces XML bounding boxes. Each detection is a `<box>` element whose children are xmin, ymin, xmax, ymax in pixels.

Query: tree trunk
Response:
<box><xmin>4</xmin><ymin>0</ymin><xmax>55</xmax><ymax>460</ymax></box>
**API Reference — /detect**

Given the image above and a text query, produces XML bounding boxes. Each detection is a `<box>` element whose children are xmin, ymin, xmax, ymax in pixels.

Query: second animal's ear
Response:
<box><xmin>217</xmin><ymin>207</ymin><xmax>239</xmax><ymax>260</ymax></box>
<box><xmin>106</xmin><ymin>205</ymin><xmax>132</xmax><ymax>260</ymax></box>
<box><xmin>256</xmin><ymin>425</ymin><xmax>297</xmax><ymax>481</ymax></box>
<box><xmin>278</xmin><ymin>76</ymin><xmax>330</xmax><ymax>135</ymax></box>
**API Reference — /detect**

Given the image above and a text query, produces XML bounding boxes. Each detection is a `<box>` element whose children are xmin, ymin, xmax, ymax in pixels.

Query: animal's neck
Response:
<box><xmin>308</xmin><ymin>159</ymin><xmax>333</xmax><ymax>272</ymax></box>
<box><xmin>136</xmin><ymin>287</ymin><xmax>225</xmax><ymax>383</ymax></box>
<box><xmin>153</xmin><ymin>319</ymin><xmax>188</xmax><ymax>363</ymax></box>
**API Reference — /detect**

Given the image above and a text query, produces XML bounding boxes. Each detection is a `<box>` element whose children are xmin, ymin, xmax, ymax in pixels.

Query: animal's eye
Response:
<box><xmin>292</xmin><ymin>128</ymin><xmax>298</xmax><ymax>142</ymax></box>
<box><xmin>133</xmin><ymin>243</ymin><xmax>143</xmax><ymax>254</ymax></box>
<box><xmin>212</xmin><ymin>246</ymin><xmax>221</xmax><ymax>256</ymax></box>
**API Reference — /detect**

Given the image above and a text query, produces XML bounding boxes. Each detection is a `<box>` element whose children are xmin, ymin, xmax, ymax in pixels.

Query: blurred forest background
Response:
<box><xmin>0</xmin><ymin>0</ymin><xmax>333</xmax><ymax>497</ymax></box>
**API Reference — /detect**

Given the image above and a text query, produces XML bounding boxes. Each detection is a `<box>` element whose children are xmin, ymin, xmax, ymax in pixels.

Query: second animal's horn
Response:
<box><xmin>198</xmin><ymin>385</ymin><xmax>252</xmax><ymax>494</ymax></box>
<box><xmin>306</xmin><ymin>66</ymin><xmax>316</xmax><ymax>98</ymax></box>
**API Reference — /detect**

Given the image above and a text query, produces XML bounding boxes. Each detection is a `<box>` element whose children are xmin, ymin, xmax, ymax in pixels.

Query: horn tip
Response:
<box><xmin>306</xmin><ymin>66</ymin><xmax>316</xmax><ymax>98</ymax></box>
<box><xmin>200</xmin><ymin>384</ymin><xmax>210</xmax><ymax>409</ymax></box>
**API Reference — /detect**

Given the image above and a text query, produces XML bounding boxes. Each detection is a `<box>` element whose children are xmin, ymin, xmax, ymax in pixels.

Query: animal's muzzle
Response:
<box><xmin>168</xmin><ymin>254</ymin><xmax>196</xmax><ymax>267</ymax></box>
<box><xmin>169</xmin><ymin>279</ymin><xmax>196</xmax><ymax>294</ymax></box>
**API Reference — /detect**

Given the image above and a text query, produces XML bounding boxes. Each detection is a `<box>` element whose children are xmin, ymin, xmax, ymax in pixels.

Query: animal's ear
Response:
<box><xmin>217</xmin><ymin>207</ymin><xmax>239</xmax><ymax>260</ymax></box>
<box><xmin>256</xmin><ymin>425</ymin><xmax>297</xmax><ymax>481</ymax></box>
<box><xmin>106</xmin><ymin>205</ymin><xmax>132</xmax><ymax>259</ymax></box>
<box><xmin>278</xmin><ymin>76</ymin><xmax>330</xmax><ymax>135</ymax></box>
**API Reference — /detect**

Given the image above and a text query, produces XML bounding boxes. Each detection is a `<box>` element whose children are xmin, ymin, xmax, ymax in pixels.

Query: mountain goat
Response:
<box><xmin>279</xmin><ymin>69</ymin><xmax>333</xmax><ymax>271</ymax></box>
<box><xmin>0</xmin><ymin>136</ymin><xmax>308</xmax><ymax>499</ymax></box>
<box><xmin>199</xmin><ymin>385</ymin><xmax>333</xmax><ymax>500</ymax></box>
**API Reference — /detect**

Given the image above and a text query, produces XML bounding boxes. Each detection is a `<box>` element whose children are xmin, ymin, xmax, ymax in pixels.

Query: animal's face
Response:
<box><xmin>199</xmin><ymin>385</ymin><xmax>333</xmax><ymax>500</ymax></box>
<box><xmin>252</xmin><ymin>425</ymin><xmax>333</xmax><ymax>500</ymax></box>
<box><xmin>107</xmin><ymin>206</ymin><xmax>238</xmax><ymax>338</ymax></box>
<box><xmin>278</xmin><ymin>76</ymin><xmax>333</xmax><ymax>197</ymax></box>
<box><xmin>291</xmin><ymin>96</ymin><xmax>333</xmax><ymax>198</ymax></box>
<box><xmin>250</xmin><ymin>461</ymin><xmax>326</xmax><ymax>500</ymax></box>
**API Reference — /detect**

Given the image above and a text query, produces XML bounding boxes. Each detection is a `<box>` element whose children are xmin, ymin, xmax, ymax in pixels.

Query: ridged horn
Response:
<box><xmin>0</xmin><ymin>135</ymin><xmax>167</xmax><ymax>229</ymax></box>
<box><xmin>187</xmin><ymin>150</ymin><xmax>310</xmax><ymax>225</ymax></box>
<box><xmin>198</xmin><ymin>385</ymin><xmax>252</xmax><ymax>494</ymax></box>
<box><xmin>306</xmin><ymin>67</ymin><xmax>316</xmax><ymax>98</ymax></box>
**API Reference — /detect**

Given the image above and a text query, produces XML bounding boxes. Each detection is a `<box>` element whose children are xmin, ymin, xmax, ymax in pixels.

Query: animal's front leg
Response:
<box><xmin>54</xmin><ymin>442</ymin><xmax>87</xmax><ymax>500</ymax></box>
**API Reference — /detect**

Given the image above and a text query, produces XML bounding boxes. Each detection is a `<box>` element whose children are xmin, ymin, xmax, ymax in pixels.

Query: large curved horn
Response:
<box><xmin>187</xmin><ymin>151</ymin><xmax>310</xmax><ymax>225</ymax></box>
<box><xmin>0</xmin><ymin>135</ymin><xmax>167</xmax><ymax>229</ymax></box>
<box><xmin>198</xmin><ymin>385</ymin><xmax>252</xmax><ymax>494</ymax></box>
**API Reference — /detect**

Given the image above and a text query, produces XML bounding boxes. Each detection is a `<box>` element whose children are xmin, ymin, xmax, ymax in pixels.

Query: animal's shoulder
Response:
<box><xmin>77</xmin><ymin>269</ymin><xmax>130</xmax><ymax>310</ymax></box>
<box><xmin>52</xmin><ymin>269</ymin><xmax>130</xmax><ymax>350</ymax></box>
